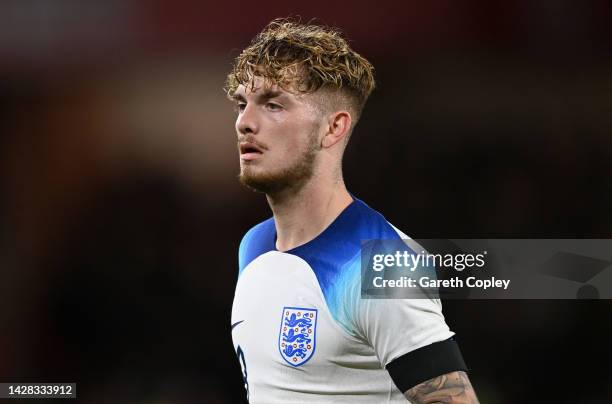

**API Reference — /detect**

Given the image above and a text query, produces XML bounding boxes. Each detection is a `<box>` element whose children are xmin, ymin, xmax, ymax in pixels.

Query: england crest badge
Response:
<box><xmin>278</xmin><ymin>307</ymin><xmax>318</xmax><ymax>367</ymax></box>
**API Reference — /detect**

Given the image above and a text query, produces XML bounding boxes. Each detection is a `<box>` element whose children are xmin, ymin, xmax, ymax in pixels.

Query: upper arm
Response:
<box><xmin>346</xmin><ymin>225</ymin><xmax>475</xmax><ymax>401</ymax></box>
<box><xmin>404</xmin><ymin>371</ymin><xmax>479</xmax><ymax>404</ymax></box>
<box><xmin>355</xmin><ymin>296</ymin><xmax>472</xmax><ymax>401</ymax></box>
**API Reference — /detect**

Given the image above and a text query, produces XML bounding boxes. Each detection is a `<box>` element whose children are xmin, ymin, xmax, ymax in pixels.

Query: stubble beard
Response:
<box><xmin>238</xmin><ymin>130</ymin><xmax>320</xmax><ymax>195</ymax></box>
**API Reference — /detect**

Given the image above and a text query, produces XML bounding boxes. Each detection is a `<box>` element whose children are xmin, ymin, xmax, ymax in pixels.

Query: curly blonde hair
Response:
<box><xmin>225</xmin><ymin>18</ymin><xmax>375</xmax><ymax>118</ymax></box>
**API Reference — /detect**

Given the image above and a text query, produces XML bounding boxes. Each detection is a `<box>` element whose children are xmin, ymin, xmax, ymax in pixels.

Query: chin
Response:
<box><xmin>239</xmin><ymin>169</ymin><xmax>278</xmax><ymax>194</ymax></box>
<box><xmin>239</xmin><ymin>166</ymin><xmax>301</xmax><ymax>195</ymax></box>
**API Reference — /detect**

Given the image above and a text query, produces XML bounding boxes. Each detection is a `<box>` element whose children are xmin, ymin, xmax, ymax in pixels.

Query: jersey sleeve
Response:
<box><xmin>353</xmin><ymin>226</ymin><xmax>468</xmax><ymax>391</ymax></box>
<box><xmin>354</xmin><ymin>295</ymin><xmax>467</xmax><ymax>393</ymax></box>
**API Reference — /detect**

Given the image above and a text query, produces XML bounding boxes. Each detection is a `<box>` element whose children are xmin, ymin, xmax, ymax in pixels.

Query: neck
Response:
<box><xmin>267</xmin><ymin>175</ymin><xmax>353</xmax><ymax>252</ymax></box>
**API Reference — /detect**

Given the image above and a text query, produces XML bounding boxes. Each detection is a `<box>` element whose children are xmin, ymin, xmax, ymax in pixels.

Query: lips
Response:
<box><xmin>240</xmin><ymin>142</ymin><xmax>263</xmax><ymax>154</ymax></box>
<box><xmin>239</xmin><ymin>141</ymin><xmax>264</xmax><ymax>161</ymax></box>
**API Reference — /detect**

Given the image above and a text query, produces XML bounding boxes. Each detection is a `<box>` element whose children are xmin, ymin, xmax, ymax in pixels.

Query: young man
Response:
<box><xmin>226</xmin><ymin>19</ymin><xmax>479</xmax><ymax>403</ymax></box>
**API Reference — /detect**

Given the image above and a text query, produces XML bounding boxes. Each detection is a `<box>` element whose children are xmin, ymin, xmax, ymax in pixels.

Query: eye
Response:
<box><xmin>235</xmin><ymin>102</ymin><xmax>246</xmax><ymax>113</ymax></box>
<box><xmin>266</xmin><ymin>102</ymin><xmax>283</xmax><ymax>111</ymax></box>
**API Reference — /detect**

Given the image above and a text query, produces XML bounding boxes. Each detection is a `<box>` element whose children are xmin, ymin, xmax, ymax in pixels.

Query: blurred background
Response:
<box><xmin>1</xmin><ymin>0</ymin><xmax>611</xmax><ymax>403</ymax></box>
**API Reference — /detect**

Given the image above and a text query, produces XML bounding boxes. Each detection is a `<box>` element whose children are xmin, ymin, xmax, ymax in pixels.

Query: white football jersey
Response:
<box><xmin>231</xmin><ymin>198</ymin><xmax>456</xmax><ymax>403</ymax></box>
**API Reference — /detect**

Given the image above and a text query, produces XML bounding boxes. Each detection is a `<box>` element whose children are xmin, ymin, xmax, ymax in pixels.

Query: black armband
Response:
<box><xmin>385</xmin><ymin>337</ymin><xmax>468</xmax><ymax>393</ymax></box>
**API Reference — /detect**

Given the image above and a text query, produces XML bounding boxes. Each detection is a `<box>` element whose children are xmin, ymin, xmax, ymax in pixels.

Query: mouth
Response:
<box><xmin>239</xmin><ymin>142</ymin><xmax>264</xmax><ymax>161</ymax></box>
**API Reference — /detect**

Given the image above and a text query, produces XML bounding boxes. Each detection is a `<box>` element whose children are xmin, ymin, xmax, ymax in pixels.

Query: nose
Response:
<box><xmin>236</xmin><ymin>104</ymin><xmax>259</xmax><ymax>135</ymax></box>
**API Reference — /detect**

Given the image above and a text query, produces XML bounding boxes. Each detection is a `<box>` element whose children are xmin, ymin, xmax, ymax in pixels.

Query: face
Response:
<box><xmin>232</xmin><ymin>76</ymin><xmax>324</xmax><ymax>194</ymax></box>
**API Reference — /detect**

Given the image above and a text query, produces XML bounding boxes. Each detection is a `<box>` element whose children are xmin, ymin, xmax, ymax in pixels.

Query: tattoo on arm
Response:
<box><xmin>404</xmin><ymin>371</ymin><xmax>479</xmax><ymax>404</ymax></box>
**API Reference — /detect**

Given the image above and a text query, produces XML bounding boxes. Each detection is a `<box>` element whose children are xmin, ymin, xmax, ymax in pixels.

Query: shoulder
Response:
<box><xmin>238</xmin><ymin>217</ymin><xmax>276</xmax><ymax>275</ymax></box>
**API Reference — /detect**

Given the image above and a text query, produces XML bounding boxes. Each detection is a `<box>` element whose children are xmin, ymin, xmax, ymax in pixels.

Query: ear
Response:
<box><xmin>321</xmin><ymin>111</ymin><xmax>352</xmax><ymax>148</ymax></box>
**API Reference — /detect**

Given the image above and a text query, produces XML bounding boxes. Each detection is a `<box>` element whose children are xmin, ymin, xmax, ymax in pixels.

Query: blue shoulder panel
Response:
<box><xmin>238</xmin><ymin>217</ymin><xmax>276</xmax><ymax>276</ymax></box>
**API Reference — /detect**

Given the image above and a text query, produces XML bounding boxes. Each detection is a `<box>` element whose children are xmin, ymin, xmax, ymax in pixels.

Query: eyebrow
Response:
<box><xmin>259</xmin><ymin>89</ymin><xmax>283</xmax><ymax>100</ymax></box>
<box><xmin>231</xmin><ymin>93</ymin><xmax>246</xmax><ymax>102</ymax></box>
<box><xmin>231</xmin><ymin>89</ymin><xmax>285</xmax><ymax>103</ymax></box>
